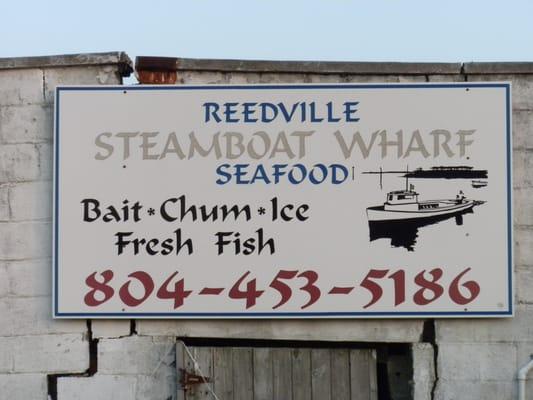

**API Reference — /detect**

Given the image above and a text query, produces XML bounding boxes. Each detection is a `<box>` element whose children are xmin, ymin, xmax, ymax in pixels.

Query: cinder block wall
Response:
<box><xmin>0</xmin><ymin>54</ymin><xmax>531</xmax><ymax>400</ymax></box>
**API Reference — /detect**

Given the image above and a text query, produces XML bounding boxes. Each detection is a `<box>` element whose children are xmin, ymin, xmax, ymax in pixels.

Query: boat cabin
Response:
<box><xmin>386</xmin><ymin>190</ymin><xmax>419</xmax><ymax>204</ymax></box>
<box><xmin>384</xmin><ymin>190</ymin><xmax>420</xmax><ymax>211</ymax></box>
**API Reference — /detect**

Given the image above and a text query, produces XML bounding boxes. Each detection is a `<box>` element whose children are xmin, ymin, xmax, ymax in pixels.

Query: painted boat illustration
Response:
<box><xmin>366</xmin><ymin>187</ymin><xmax>484</xmax><ymax>222</ymax></box>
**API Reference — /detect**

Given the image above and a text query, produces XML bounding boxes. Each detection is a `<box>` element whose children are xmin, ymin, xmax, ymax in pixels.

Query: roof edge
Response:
<box><xmin>0</xmin><ymin>52</ymin><xmax>133</xmax><ymax>76</ymax></box>
<box><xmin>464</xmin><ymin>62</ymin><xmax>533</xmax><ymax>74</ymax></box>
<box><xmin>136</xmin><ymin>56</ymin><xmax>462</xmax><ymax>75</ymax></box>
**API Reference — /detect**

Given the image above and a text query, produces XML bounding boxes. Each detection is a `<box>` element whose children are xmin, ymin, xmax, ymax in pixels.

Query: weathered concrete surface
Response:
<box><xmin>0</xmin><ymin>185</ymin><xmax>8</xmax><ymax>221</ymax></box>
<box><xmin>412</xmin><ymin>343</ymin><xmax>436</xmax><ymax>400</ymax></box>
<box><xmin>0</xmin><ymin>263</ymin><xmax>8</xmax><ymax>298</ymax></box>
<box><xmin>0</xmin><ymin>52</ymin><xmax>132</xmax><ymax>74</ymax></box>
<box><xmin>515</xmin><ymin>227</ymin><xmax>533</xmax><ymax>267</ymax></box>
<box><xmin>0</xmin><ymin>374</ymin><xmax>47</xmax><ymax>400</ymax></box>
<box><xmin>427</xmin><ymin>74</ymin><xmax>465</xmax><ymax>82</ymax></box>
<box><xmin>92</xmin><ymin>320</ymin><xmax>131</xmax><ymax>339</ymax></box>
<box><xmin>95</xmin><ymin>336</ymin><xmax>177</xmax><ymax>399</ymax></box>
<box><xmin>516</xmin><ymin>267</ymin><xmax>533</xmax><ymax>304</ymax></box>
<box><xmin>0</xmin><ymin>297</ymin><xmax>84</xmax><ymax>336</ymax></box>
<box><xmin>465</xmin><ymin>62</ymin><xmax>533</xmax><ymax>75</ymax></box>
<box><xmin>137</xmin><ymin>318</ymin><xmax>424</xmax><ymax>343</ymax></box>
<box><xmin>8</xmin><ymin>181</ymin><xmax>51</xmax><ymax>221</ymax></box>
<box><xmin>468</xmin><ymin>73</ymin><xmax>533</xmax><ymax>110</ymax></box>
<box><xmin>0</xmin><ymin>334</ymin><xmax>89</xmax><ymax>373</ymax></box>
<box><xmin>139</xmin><ymin>56</ymin><xmax>462</xmax><ymax>75</ymax></box>
<box><xmin>0</xmin><ymin>69</ymin><xmax>44</xmax><ymax>106</ymax></box>
<box><xmin>0</xmin><ymin>54</ymin><xmax>129</xmax><ymax>400</ymax></box>
<box><xmin>512</xmin><ymin>110</ymin><xmax>533</xmax><ymax>150</ymax></box>
<box><xmin>177</xmin><ymin>70</ymin><xmax>429</xmax><ymax>85</ymax></box>
<box><xmin>6</xmin><ymin>259</ymin><xmax>52</xmax><ymax>297</ymax></box>
<box><xmin>2</xmin><ymin>54</ymin><xmax>533</xmax><ymax>399</ymax></box>
<box><xmin>57</xmin><ymin>375</ymin><xmax>137</xmax><ymax>400</ymax></box>
<box><xmin>435</xmin><ymin>306</ymin><xmax>533</xmax><ymax>343</ymax></box>
<box><xmin>0</xmin><ymin>144</ymin><xmax>40</xmax><ymax>184</ymax></box>
<box><xmin>435</xmin><ymin>380</ymin><xmax>515</xmax><ymax>400</ymax></box>
<box><xmin>43</xmin><ymin>65</ymin><xmax>122</xmax><ymax>103</ymax></box>
<box><xmin>0</xmin><ymin>104</ymin><xmax>52</xmax><ymax>143</ymax></box>
<box><xmin>0</xmin><ymin>222</ymin><xmax>51</xmax><ymax>259</ymax></box>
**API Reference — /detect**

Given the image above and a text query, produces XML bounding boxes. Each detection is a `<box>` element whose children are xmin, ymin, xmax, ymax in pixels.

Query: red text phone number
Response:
<box><xmin>84</xmin><ymin>268</ymin><xmax>480</xmax><ymax>310</ymax></box>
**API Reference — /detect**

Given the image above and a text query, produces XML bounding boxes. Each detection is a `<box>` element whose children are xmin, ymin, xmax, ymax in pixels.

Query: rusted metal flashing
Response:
<box><xmin>136</xmin><ymin>69</ymin><xmax>177</xmax><ymax>84</ymax></box>
<box><xmin>0</xmin><ymin>52</ymin><xmax>133</xmax><ymax>76</ymax></box>
<box><xmin>135</xmin><ymin>56</ymin><xmax>177</xmax><ymax>84</ymax></box>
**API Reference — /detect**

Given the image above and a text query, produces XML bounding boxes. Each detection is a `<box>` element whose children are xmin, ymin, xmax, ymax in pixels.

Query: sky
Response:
<box><xmin>2</xmin><ymin>0</ymin><xmax>533</xmax><ymax>83</ymax></box>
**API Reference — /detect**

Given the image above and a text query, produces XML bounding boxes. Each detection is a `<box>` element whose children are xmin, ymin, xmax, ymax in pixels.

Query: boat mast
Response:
<box><xmin>405</xmin><ymin>165</ymin><xmax>409</xmax><ymax>191</ymax></box>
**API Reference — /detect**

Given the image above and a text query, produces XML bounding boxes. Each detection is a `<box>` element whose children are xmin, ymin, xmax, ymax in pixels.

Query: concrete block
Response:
<box><xmin>255</xmin><ymin>72</ymin><xmax>309</xmax><ymax>83</ymax></box>
<box><xmin>427</xmin><ymin>74</ymin><xmax>465</xmax><ymax>82</ymax></box>
<box><xmin>513</xmin><ymin>110</ymin><xmax>533</xmax><ymax>150</ymax></box>
<box><xmin>57</xmin><ymin>373</ymin><xmax>176</xmax><ymax>400</ymax></box>
<box><xmin>37</xmin><ymin>143</ymin><xmax>52</xmax><ymax>181</ymax></box>
<box><xmin>7</xmin><ymin>259</ymin><xmax>51</xmax><ymax>297</ymax></box>
<box><xmin>468</xmin><ymin>74</ymin><xmax>533</xmax><ymax>110</ymax></box>
<box><xmin>0</xmin><ymin>69</ymin><xmax>45</xmax><ymax>106</ymax></box>
<box><xmin>398</xmin><ymin>75</ymin><xmax>427</xmax><ymax>82</ymax></box>
<box><xmin>136</xmin><ymin>319</ymin><xmax>424</xmax><ymax>342</ymax></box>
<box><xmin>307</xmin><ymin>74</ymin><xmax>345</xmax><ymax>83</ymax></box>
<box><xmin>44</xmin><ymin>66</ymin><xmax>121</xmax><ymax>103</ymax></box>
<box><xmin>514</xmin><ymin>187</ymin><xmax>533</xmax><ymax>226</ymax></box>
<box><xmin>516</xmin><ymin>343</ymin><xmax>533</xmax><ymax>369</ymax></box>
<box><xmin>513</xmin><ymin>150</ymin><xmax>533</xmax><ymax>188</ymax></box>
<box><xmin>0</xmin><ymin>263</ymin><xmax>7</xmax><ymax>298</ymax></box>
<box><xmin>412</xmin><ymin>343</ymin><xmax>435</xmax><ymax>400</ymax></box>
<box><xmin>225</xmin><ymin>72</ymin><xmax>267</xmax><ymax>84</ymax></box>
<box><xmin>228</xmin><ymin>71</ymin><xmax>312</xmax><ymax>84</ymax></box>
<box><xmin>0</xmin><ymin>374</ymin><xmax>47</xmax><ymax>400</ymax></box>
<box><xmin>0</xmin><ymin>338</ymin><xmax>14</xmax><ymax>372</ymax></box>
<box><xmin>437</xmin><ymin>342</ymin><xmax>516</xmax><ymax>381</ymax></box>
<box><xmin>436</xmin><ymin>305</ymin><xmax>533</xmax><ymax>343</ymax></box>
<box><xmin>91</xmin><ymin>320</ymin><xmax>131</xmax><ymax>339</ymax></box>
<box><xmin>0</xmin><ymin>297</ymin><xmax>85</xmax><ymax>336</ymax></box>
<box><xmin>515</xmin><ymin>226</ymin><xmax>533</xmax><ymax>267</ymax></box>
<box><xmin>98</xmin><ymin>336</ymin><xmax>175</xmax><ymax>375</ymax></box>
<box><xmin>513</xmin><ymin>150</ymin><xmax>532</xmax><ymax>189</ymax></box>
<box><xmin>136</xmin><ymin>374</ymin><xmax>177</xmax><ymax>400</ymax></box>
<box><xmin>178</xmin><ymin>71</ymin><xmax>229</xmax><ymax>84</ymax></box>
<box><xmin>0</xmin><ymin>185</ymin><xmax>8</xmax><ymax>221</ymax></box>
<box><xmin>224</xmin><ymin>72</ymin><xmax>254</xmax><ymax>84</ymax></box>
<box><xmin>224</xmin><ymin>72</ymin><xmax>423</xmax><ymax>84</ymax></box>
<box><xmin>57</xmin><ymin>375</ymin><xmax>137</xmax><ymax>400</ymax></box>
<box><xmin>435</xmin><ymin>379</ymin><xmax>514</xmax><ymax>400</ymax></box>
<box><xmin>0</xmin><ymin>222</ymin><xmax>51</xmax><ymax>260</ymax></box>
<box><xmin>0</xmin><ymin>334</ymin><xmax>89</xmax><ymax>373</ymax></box>
<box><xmin>0</xmin><ymin>144</ymin><xmax>40</xmax><ymax>184</ymax></box>
<box><xmin>0</xmin><ymin>104</ymin><xmax>52</xmax><ymax>144</ymax></box>
<box><xmin>344</xmin><ymin>75</ymin><xmax>403</xmax><ymax>83</ymax></box>
<box><xmin>9</xmin><ymin>181</ymin><xmax>52</xmax><ymax>221</ymax></box>
<box><xmin>517</xmin><ymin>266</ymin><xmax>533</xmax><ymax>303</ymax></box>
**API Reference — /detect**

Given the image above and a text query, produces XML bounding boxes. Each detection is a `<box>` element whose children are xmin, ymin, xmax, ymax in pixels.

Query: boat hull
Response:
<box><xmin>366</xmin><ymin>200</ymin><xmax>475</xmax><ymax>222</ymax></box>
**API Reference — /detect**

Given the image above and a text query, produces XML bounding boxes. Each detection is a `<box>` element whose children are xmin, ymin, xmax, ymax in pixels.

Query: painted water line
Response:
<box><xmin>518</xmin><ymin>355</ymin><xmax>533</xmax><ymax>400</ymax></box>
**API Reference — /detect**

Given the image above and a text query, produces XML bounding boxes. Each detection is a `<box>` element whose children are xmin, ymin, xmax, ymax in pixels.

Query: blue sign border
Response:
<box><xmin>53</xmin><ymin>83</ymin><xmax>513</xmax><ymax>318</ymax></box>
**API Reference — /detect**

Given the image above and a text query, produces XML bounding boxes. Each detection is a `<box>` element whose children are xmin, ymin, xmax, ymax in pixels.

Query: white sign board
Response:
<box><xmin>53</xmin><ymin>83</ymin><xmax>512</xmax><ymax>318</ymax></box>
